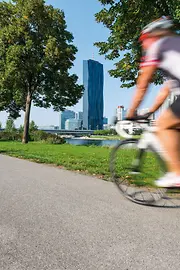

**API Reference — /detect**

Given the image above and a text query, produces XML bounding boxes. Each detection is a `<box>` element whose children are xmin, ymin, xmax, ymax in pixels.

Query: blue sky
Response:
<box><xmin>0</xmin><ymin>0</ymin><xmax>159</xmax><ymax>127</ymax></box>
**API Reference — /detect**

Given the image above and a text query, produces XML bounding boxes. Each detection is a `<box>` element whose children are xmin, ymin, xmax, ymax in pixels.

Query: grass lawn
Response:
<box><xmin>0</xmin><ymin>142</ymin><xmax>112</xmax><ymax>179</ymax></box>
<box><xmin>0</xmin><ymin>141</ymin><xmax>161</xmax><ymax>186</ymax></box>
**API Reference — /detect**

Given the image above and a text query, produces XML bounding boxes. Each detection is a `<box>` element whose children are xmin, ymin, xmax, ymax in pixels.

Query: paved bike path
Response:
<box><xmin>0</xmin><ymin>154</ymin><xmax>180</xmax><ymax>270</ymax></box>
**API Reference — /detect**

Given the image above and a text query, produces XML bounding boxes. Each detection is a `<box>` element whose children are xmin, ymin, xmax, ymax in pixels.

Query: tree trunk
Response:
<box><xmin>22</xmin><ymin>93</ymin><xmax>32</xmax><ymax>144</ymax></box>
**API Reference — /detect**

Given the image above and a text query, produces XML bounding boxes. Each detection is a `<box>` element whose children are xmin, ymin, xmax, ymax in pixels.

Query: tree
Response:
<box><xmin>5</xmin><ymin>119</ymin><xmax>16</xmax><ymax>132</ymax></box>
<box><xmin>29</xmin><ymin>120</ymin><xmax>38</xmax><ymax>132</ymax></box>
<box><xmin>95</xmin><ymin>0</ymin><xmax>180</xmax><ymax>88</ymax></box>
<box><xmin>0</xmin><ymin>0</ymin><xmax>84</xmax><ymax>143</ymax></box>
<box><xmin>19</xmin><ymin>120</ymin><xmax>38</xmax><ymax>133</ymax></box>
<box><xmin>19</xmin><ymin>125</ymin><xmax>24</xmax><ymax>133</ymax></box>
<box><xmin>0</xmin><ymin>122</ymin><xmax>2</xmax><ymax>129</ymax></box>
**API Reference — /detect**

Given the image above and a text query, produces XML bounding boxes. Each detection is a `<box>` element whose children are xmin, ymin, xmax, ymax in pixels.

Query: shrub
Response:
<box><xmin>30</xmin><ymin>130</ymin><xmax>65</xmax><ymax>144</ymax></box>
<box><xmin>94</xmin><ymin>129</ymin><xmax>117</xmax><ymax>135</ymax></box>
<box><xmin>0</xmin><ymin>130</ymin><xmax>65</xmax><ymax>144</ymax></box>
<box><xmin>0</xmin><ymin>131</ymin><xmax>22</xmax><ymax>141</ymax></box>
<box><xmin>30</xmin><ymin>130</ymin><xmax>49</xmax><ymax>141</ymax></box>
<box><xmin>45</xmin><ymin>134</ymin><xmax>65</xmax><ymax>144</ymax></box>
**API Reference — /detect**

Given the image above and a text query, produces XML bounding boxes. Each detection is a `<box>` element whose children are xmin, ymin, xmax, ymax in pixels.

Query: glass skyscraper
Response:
<box><xmin>75</xmin><ymin>112</ymin><xmax>83</xmax><ymax>121</ymax></box>
<box><xmin>103</xmin><ymin>117</ymin><xmax>108</xmax><ymax>125</ymax></box>
<box><xmin>59</xmin><ymin>110</ymin><xmax>75</xmax><ymax>129</ymax></box>
<box><xmin>83</xmin><ymin>59</ymin><xmax>104</xmax><ymax>130</ymax></box>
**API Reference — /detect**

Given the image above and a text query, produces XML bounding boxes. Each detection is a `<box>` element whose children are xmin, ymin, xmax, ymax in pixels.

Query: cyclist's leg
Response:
<box><xmin>156</xmin><ymin>103</ymin><xmax>180</xmax><ymax>176</ymax></box>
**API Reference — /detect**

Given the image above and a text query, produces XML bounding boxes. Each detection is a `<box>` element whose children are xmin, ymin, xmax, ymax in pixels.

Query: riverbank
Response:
<box><xmin>80</xmin><ymin>135</ymin><xmax>140</xmax><ymax>140</ymax></box>
<box><xmin>0</xmin><ymin>142</ymin><xmax>158</xmax><ymax>186</ymax></box>
<box><xmin>83</xmin><ymin>135</ymin><xmax>121</xmax><ymax>140</ymax></box>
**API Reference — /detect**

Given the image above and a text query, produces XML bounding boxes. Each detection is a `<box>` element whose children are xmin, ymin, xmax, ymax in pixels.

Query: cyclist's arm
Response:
<box><xmin>127</xmin><ymin>65</ymin><xmax>157</xmax><ymax>118</ymax></box>
<box><xmin>149</xmin><ymin>83</ymin><xmax>170</xmax><ymax>113</ymax></box>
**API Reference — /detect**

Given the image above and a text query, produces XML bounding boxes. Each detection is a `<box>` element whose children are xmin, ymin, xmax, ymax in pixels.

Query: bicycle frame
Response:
<box><xmin>115</xmin><ymin>120</ymin><xmax>169</xmax><ymax>161</ymax></box>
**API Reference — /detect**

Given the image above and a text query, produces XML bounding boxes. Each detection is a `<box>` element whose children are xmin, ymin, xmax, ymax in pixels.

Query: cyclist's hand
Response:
<box><xmin>125</xmin><ymin>112</ymin><xmax>152</xmax><ymax>121</ymax></box>
<box><xmin>126</xmin><ymin>110</ymin><xmax>137</xmax><ymax>120</ymax></box>
<box><xmin>138</xmin><ymin>112</ymin><xmax>152</xmax><ymax>119</ymax></box>
<box><xmin>140</xmin><ymin>112</ymin><xmax>153</xmax><ymax>120</ymax></box>
<box><xmin>125</xmin><ymin>116</ymin><xmax>137</xmax><ymax>121</ymax></box>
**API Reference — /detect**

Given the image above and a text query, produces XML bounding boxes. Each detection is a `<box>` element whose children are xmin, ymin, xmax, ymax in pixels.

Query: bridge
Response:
<box><xmin>0</xmin><ymin>128</ymin><xmax>95</xmax><ymax>137</ymax></box>
<box><xmin>39</xmin><ymin>129</ymin><xmax>95</xmax><ymax>136</ymax></box>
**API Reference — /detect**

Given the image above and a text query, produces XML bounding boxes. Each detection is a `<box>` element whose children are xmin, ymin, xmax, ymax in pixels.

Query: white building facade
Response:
<box><xmin>65</xmin><ymin>119</ymin><xmax>82</xmax><ymax>130</ymax></box>
<box><xmin>116</xmin><ymin>106</ymin><xmax>127</xmax><ymax>121</ymax></box>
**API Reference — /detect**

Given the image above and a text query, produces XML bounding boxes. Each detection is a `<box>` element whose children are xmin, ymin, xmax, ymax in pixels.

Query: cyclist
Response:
<box><xmin>126</xmin><ymin>16</ymin><xmax>180</xmax><ymax>187</ymax></box>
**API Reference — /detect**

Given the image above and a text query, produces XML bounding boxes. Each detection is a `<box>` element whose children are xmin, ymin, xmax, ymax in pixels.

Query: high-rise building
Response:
<box><xmin>103</xmin><ymin>124</ymin><xmax>111</xmax><ymax>130</ymax></box>
<box><xmin>116</xmin><ymin>106</ymin><xmax>127</xmax><ymax>121</ymax></box>
<box><xmin>76</xmin><ymin>112</ymin><xmax>83</xmax><ymax>121</ymax></box>
<box><xmin>65</xmin><ymin>119</ymin><xmax>82</xmax><ymax>130</ymax></box>
<box><xmin>59</xmin><ymin>110</ymin><xmax>75</xmax><ymax>129</ymax></box>
<box><xmin>83</xmin><ymin>59</ymin><xmax>104</xmax><ymax>130</ymax></box>
<box><xmin>103</xmin><ymin>117</ymin><xmax>108</xmax><ymax>125</ymax></box>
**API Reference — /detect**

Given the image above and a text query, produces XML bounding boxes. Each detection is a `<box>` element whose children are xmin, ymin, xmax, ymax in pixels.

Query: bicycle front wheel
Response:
<box><xmin>110</xmin><ymin>139</ymin><xmax>167</xmax><ymax>205</ymax></box>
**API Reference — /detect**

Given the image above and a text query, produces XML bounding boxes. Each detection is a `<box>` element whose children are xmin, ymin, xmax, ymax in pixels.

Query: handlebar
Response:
<box><xmin>114</xmin><ymin>113</ymin><xmax>153</xmax><ymax>139</ymax></box>
<box><xmin>113</xmin><ymin>113</ymin><xmax>152</xmax><ymax>125</ymax></box>
<box><xmin>125</xmin><ymin>112</ymin><xmax>152</xmax><ymax>122</ymax></box>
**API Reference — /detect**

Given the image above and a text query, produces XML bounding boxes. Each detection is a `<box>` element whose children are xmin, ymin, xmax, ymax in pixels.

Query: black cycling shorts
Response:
<box><xmin>170</xmin><ymin>95</ymin><xmax>180</xmax><ymax>118</ymax></box>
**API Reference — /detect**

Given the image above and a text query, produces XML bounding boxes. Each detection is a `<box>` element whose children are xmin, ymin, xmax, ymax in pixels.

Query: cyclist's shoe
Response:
<box><xmin>155</xmin><ymin>173</ymin><xmax>180</xmax><ymax>188</ymax></box>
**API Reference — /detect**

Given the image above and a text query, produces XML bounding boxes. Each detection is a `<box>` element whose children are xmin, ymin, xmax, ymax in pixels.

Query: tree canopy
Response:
<box><xmin>95</xmin><ymin>0</ymin><xmax>180</xmax><ymax>88</ymax></box>
<box><xmin>0</xmin><ymin>0</ymin><xmax>84</xmax><ymax>142</ymax></box>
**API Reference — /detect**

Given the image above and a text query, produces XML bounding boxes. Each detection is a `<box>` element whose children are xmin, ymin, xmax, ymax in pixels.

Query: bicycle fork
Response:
<box><xmin>130</xmin><ymin>131</ymin><xmax>165</xmax><ymax>174</ymax></box>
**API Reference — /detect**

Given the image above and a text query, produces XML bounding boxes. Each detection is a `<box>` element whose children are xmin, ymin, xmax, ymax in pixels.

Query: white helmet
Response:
<box><xmin>139</xmin><ymin>16</ymin><xmax>173</xmax><ymax>42</ymax></box>
<box><xmin>143</xmin><ymin>16</ymin><xmax>173</xmax><ymax>33</ymax></box>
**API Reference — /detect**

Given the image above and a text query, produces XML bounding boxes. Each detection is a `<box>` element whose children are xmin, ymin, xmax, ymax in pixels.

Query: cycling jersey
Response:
<box><xmin>141</xmin><ymin>36</ymin><xmax>180</xmax><ymax>86</ymax></box>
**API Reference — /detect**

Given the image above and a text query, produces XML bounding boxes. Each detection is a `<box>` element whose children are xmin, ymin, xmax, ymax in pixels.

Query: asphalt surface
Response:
<box><xmin>0</xmin><ymin>154</ymin><xmax>180</xmax><ymax>270</ymax></box>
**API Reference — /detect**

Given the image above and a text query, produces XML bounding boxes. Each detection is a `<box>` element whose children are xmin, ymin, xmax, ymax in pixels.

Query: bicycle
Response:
<box><xmin>110</xmin><ymin>115</ymin><xmax>180</xmax><ymax>207</ymax></box>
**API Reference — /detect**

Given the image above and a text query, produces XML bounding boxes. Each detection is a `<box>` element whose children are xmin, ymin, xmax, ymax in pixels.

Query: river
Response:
<box><xmin>65</xmin><ymin>138</ymin><xmax>120</xmax><ymax>147</ymax></box>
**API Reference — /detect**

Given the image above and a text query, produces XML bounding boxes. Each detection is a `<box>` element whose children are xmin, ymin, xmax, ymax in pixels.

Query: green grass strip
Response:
<box><xmin>0</xmin><ymin>141</ymin><xmax>160</xmax><ymax>186</ymax></box>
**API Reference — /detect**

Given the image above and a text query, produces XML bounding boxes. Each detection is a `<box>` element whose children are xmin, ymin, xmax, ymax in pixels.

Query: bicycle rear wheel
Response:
<box><xmin>110</xmin><ymin>139</ymin><xmax>174</xmax><ymax>207</ymax></box>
